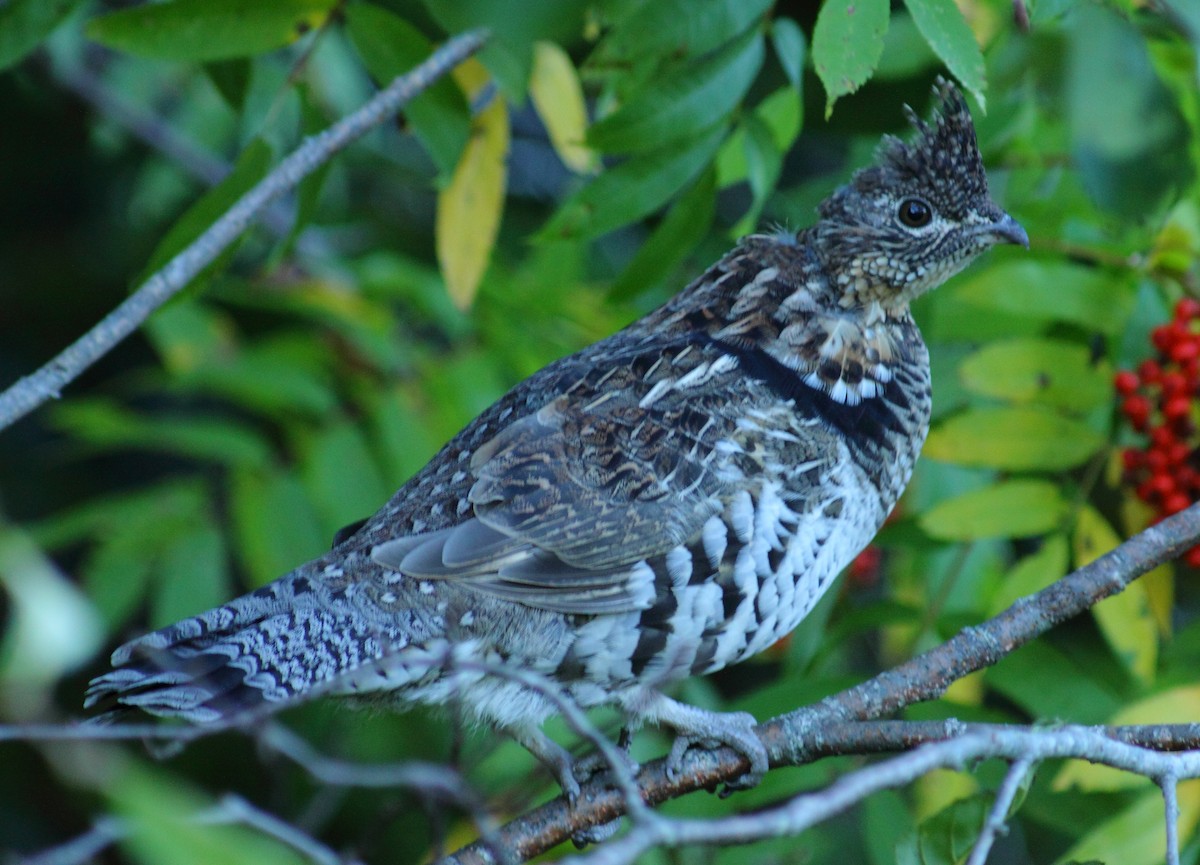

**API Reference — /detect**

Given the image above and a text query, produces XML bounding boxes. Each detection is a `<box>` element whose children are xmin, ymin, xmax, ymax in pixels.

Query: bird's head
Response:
<box><xmin>812</xmin><ymin>78</ymin><xmax>1028</xmax><ymax>313</ymax></box>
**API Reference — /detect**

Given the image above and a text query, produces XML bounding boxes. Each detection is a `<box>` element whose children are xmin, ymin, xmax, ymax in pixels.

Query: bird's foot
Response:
<box><xmin>572</xmin><ymin>726</ymin><xmax>639</xmax><ymax>785</ymax></box>
<box><xmin>637</xmin><ymin>694</ymin><xmax>767</xmax><ymax>795</ymax></box>
<box><xmin>566</xmin><ymin>728</ymin><xmax>638</xmax><ymax>847</ymax></box>
<box><xmin>515</xmin><ymin>726</ymin><xmax>634</xmax><ymax>847</ymax></box>
<box><xmin>516</xmin><ymin>727</ymin><xmax>582</xmax><ymax>804</ymax></box>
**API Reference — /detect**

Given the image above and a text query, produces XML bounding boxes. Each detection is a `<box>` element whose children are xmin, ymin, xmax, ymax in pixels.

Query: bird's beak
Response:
<box><xmin>987</xmin><ymin>212</ymin><xmax>1029</xmax><ymax>249</ymax></box>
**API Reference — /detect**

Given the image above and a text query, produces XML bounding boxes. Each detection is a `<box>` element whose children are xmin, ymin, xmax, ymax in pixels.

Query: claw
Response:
<box><xmin>631</xmin><ymin>693</ymin><xmax>768</xmax><ymax>793</ymax></box>
<box><xmin>515</xmin><ymin>727</ymin><xmax>581</xmax><ymax>804</ymax></box>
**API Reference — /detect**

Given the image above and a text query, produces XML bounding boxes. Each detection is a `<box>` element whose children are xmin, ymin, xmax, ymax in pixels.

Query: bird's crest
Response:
<box><xmin>875</xmin><ymin>77</ymin><xmax>988</xmax><ymax>211</ymax></box>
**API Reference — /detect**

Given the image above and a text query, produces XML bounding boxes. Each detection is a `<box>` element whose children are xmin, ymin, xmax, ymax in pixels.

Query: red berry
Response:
<box><xmin>1185</xmin><ymin>545</ymin><xmax>1200</xmax><ymax>568</ymax></box>
<box><xmin>1164</xmin><ymin>395</ymin><xmax>1192</xmax><ymax>423</ymax></box>
<box><xmin>1162</xmin><ymin>372</ymin><xmax>1188</xmax><ymax>396</ymax></box>
<box><xmin>1151</xmin><ymin>426</ymin><xmax>1176</xmax><ymax>448</ymax></box>
<box><xmin>848</xmin><ymin>545</ymin><xmax>882</xmax><ymax>588</ymax></box>
<box><xmin>1176</xmin><ymin>298</ymin><xmax>1200</xmax><ymax>322</ymax></box>
<box><xmin>1169</xmin><ymin>442</ymin><xmax>1191</xmax><ymax>465</ymax></box>
<box><xmin>1114</xmin><ymin>370</ymin><xmax>1140</xmax><ymax>396</ymax></box>
<box><xmin>1163</xmin><ymin>492</ymin><xmax>1192</xmax><ymax>515</ymax></box>
<box><xmin>1123</xmin><ymin>395</ymin><xmax>1152</xmax><ymax>430</ymax></box>
<box><xmin>1137</xmin><ymin>479</ymin><xmax>1158</xmax><ymax>502</ymax></box>
<box><xmin>1171</xmin><ymin>339</ymin><xmax>1200</xmax><ymax>364</ymax></box>
<box><xmin>1153</xmin><ymin>324</ymin><xmax>1179</xmax><ymax>354</ymax></box>
<box><xmin>1139</xmin><ymin>360</ymin><xmax>1163</xmax><ymax>385</ymax></box>
<box><xmin>1147</xmin><ymin>449</ymin><xmax>1169</xmax><ymax>473</ymax></box>
<box><xmin>1151</xmin><ymin>473</ymin><xmax>1177</xmax><ymax>498</ymax></box>
<box><xmin>1122</xmin><ymin>448</ymin><xmax>1145</xmax><ymax>471</ymax></box>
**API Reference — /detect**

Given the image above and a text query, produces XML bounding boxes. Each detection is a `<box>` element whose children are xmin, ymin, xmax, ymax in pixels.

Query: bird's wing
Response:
<box><xmin>373</xmin><ymin>342</ymin><xmax>745</xmax><ymax>615</ymax></box>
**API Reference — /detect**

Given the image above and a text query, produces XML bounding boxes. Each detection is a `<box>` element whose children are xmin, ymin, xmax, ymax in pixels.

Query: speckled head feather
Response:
<box><xmin>811</xmin><ymin>76</ymin><xmax>1025</xmax><ymax>308</ymax></box>
<box><xmin>875</xmin><ymin>77</ymin><xmax>988</xmax><ymax>215</ymax></box>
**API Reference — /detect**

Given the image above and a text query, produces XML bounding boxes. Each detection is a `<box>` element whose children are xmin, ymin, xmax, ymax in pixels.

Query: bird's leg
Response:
<box><xmin>514</xmin><ymin>725</ymin><xmax>635</xmax><ymax>848</ymax></box>
<box><xmin>572</xmin><ymin>724</ymin><xmax>639</xmax><ymax>784</ymax></box>
<box><xmin>514</xmin><ymin>726</ymin><xmax>582</xmax><ymax>804</ymax></box>
<box><xmin>631</xmin><ymin>691</ymin><xmax>768</xmax><ymax>793</ymax></box>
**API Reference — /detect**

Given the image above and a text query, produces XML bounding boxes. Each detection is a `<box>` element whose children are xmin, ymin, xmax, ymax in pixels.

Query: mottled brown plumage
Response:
<box><xmin>86</xmin><ymin>79</ymin><xmax>1026</xmax><ymax>798</ymax></box>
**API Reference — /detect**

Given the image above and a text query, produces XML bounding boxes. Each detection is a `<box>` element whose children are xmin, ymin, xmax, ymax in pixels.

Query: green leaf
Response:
<box><xmin>591</xmin><ymin>0</ymin><xmax>773</xmax><ymax>67</ymax></box>
<box><xmin>588</xmin><ymin>28</ymin><xmax>764</xmax><ymax>153</ymax></box>
<box><xmin>812</xmin><ymin>0</ymin><xmax>889</xmax><ymax>117</ymax></box>
<box><xmin>86</xmin><ymin>0</ymin><xmax>338</xmax><ymax>62</ymax></box>
<box><xmin>542</xmin><ymin>122</ymin><xmax>727</xmax><ymax>240</ymax></box>
<box><xmin>82</xmin><ymin>528</ymin><xmax>157</xmax><ymax>629</ymax></box>
<box><xmin>52</xmin><ymin>400</ymin><xmax>273</xmax><ymax>467</ymax></box>
<box><xmin>610</xmin><ymin>168</ymin><xmax>717</xmax><ymax>300</ymax></box>
<box><xmin>230</xmin><ymin>468</ymin><xmax>326</xmax><ymax>585</ymax></box>
<box><xmin>0</xmin><ymin>0</ymin><xmax>83</xmax><ymax>71</ymax></box>
<box><xmin>949</xmin><ymin>260</ymin><xmax>1135</xmax><ymax>335</ymax></box>
<box><xmin>298</xmin><ymin>420</ymin><xmax>390</xmax><ymax>538</ymax></box>
<box><xmin>958</xmin><ymin>338</ymin><xmax>1112</xmax><ymax>412</ymax></box>
<box><xmin>770</xmin><ymin>17</ymin><xmax>807</xmax><ymax>91</ymax></box>
<box><xmin>152</xmin><ymin>522</ymin><xmax>228</xmax><ymax>628</ymax></box>
<box><xmin>924</xmin><ymin>406</ymin><xmax>1105</xmax><ymax>470</ymax></box>
<box><xmin>727</xmin><ymin>114</ymin><xmax>785</xmax><ymax>237</ymax></box>
<box><xmin>176</xmin><ymin>341</ymin><xmax>337</xmax><ymax>418</ymax></box>
<box><xmin>1074</xmin><ymin>505</ymin><xmax>1158</xmax><ymax>684</ymax></box>
<box><xmin>1052</xmin><ymin>787</ymin><xmax>1194</xmax><ymax>865</ymax></box>
<box><xmin>864</xmin><ymin>789</ymin><xmax>913</xmax><ymax>865</ymax></box>
<box><xmin>369</xmin><ymin>388</ymin><xmax>442</xmax><ymax>487</ymax></box>
<box><xmin>344</xmin><ymin>3</ymin><xmax>470</xmax><ymax>178</ymax></box>
<box><xmin>112</xmin><ymin>764</ymin><xmax>308</xmax><ymax>865</ymax></box>
<box><xmin>715</xmin><ymin>86</ymin><xmax>801</xmax><ymax>196</ymax></box>
<box><xmin>137</xmin><ymin>138</ymin><xmax>274</xmax><ymax>299</ymax></box>
<box><xmin>919</xmin><ymin>480</ymin><xmax>1068</xmax><ymax>541</ymax></box>
<box><xmin>923</xmin><ymin>793</ymin><xmax>990</xmax><ymax>865</ymax></box>
<box><xmin>986</xmin><ymin>639</ymin><xmax>1122</xmax><ymax>723</ymax></box>
<box><xmin>903</xmin><ymin>0</ymin><xmax>986</xmax><ymax>110</ymax></box>
<box><xmin>756</xmin><ymin>85</ymin><xmax>805</xmax><ymax>150</ymax></box>
<box><xmin>420</xmin><ymin>0</ymin><xmax>591</xmax><ymax>102</ymax></box>
<box><xmin>988</xmin><ymin>534</ymin><xmax>1069</xmax><ymax>615</ymax></box>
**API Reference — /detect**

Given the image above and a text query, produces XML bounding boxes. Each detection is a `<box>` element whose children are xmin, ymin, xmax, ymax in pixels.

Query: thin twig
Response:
<box><xmin>0</xmin><ymin>28</ymin><xmax>489</xmax><ymax>432</ymax></box>
<box><xmin>965</xmin><ymin>757</ymin><xmax>1031</xmax><ymax>865</ymax></box>
<box><xmin>198</xmin><ymin>794</ymin><xmax>350</xmax><ymax>865</ymax></box>
<box><xmin>1161</xmin><ymin>773</ymin><xmax>1182</xmax><ymax>865</ymax></box>
<box><xmin>19</xmin><ymin>816</ymin><xmax>124</xmax><ymax>865</ymax></box>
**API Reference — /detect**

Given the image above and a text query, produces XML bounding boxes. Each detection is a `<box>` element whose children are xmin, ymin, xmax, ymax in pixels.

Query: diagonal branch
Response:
<box><xmin>444</xmin><ymin>501</ymin><xmax>1200</xmax><ymax>862</ymax></box>
<box><xmin>0</xmin><ymin>28</ymin><xmax>489</xmax><ymax>433</ymax></box>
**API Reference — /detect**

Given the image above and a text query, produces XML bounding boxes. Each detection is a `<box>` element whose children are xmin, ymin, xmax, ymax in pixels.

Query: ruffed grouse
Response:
<box><xmin>87</xmin><ymin>79</ymin><xmax>1027</xmax><ymax>795</ymax></box>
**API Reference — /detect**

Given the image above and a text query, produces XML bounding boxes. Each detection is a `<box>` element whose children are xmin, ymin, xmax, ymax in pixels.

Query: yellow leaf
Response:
<box><xmin>1054</xmin><ymin>685</ymin><xmax>1200</xmax><ymax>792</ymax></box>
<box><xmin>436</xmin><ymin>58</ymin><xmax>509</xmax><ymax>309</ymax></box>
<box><xmin>1120</xmin><ymin>494</ymin><xmax>1175</xmax><ymax>637</ymax></box>
<box><xmin>530</xmin><ymin>42</ymin><xmax>598</xmax><ymax>175</ymax></box>
<box><xmin>944</xmin><ymin>669</ymin><xmax>984</xmax><ymax>706</ymax></box>
<box><xmin>1054</xmin><ymin>781</ymin><xmax>1200</xmax><ymax>865</ymax></box>
<box><xmin>1074</xmin><ymin>505</ymin><xmax>1158</xmax><ymax>684</ymax></box>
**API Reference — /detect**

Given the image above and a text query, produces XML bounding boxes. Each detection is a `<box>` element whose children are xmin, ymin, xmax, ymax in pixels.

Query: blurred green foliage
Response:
<box><xmin>1</xmin><ymin>0</ymin><xmax>1199</xmax><ymax>862</ymax></box>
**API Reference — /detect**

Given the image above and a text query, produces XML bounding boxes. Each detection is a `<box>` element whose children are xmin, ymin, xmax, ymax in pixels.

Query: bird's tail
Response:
<box><xmin>85</xmin><ymin>570</ymin><xmax>414</xmax><ymax>725</ymax></box>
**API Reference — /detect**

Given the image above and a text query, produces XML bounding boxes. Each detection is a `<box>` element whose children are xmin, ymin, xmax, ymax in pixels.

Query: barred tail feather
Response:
<box><xmin>85</xmin><ymin>573</ymin><xmax>411</xmax><ymax>724</ymax></box>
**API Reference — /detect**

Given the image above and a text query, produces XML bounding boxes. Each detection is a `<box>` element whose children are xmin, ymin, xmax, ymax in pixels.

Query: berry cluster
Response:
<box><xmin>1116</xmin><ymin>297</ymin><xmax>1200</xmax><ymax>566</ymax></box>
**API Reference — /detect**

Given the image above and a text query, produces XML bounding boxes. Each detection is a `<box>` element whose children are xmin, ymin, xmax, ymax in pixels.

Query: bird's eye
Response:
<box><xmin>897</xmin><ymin>198</ymin><xmax>933</xmax><ymax>228</ymax></box>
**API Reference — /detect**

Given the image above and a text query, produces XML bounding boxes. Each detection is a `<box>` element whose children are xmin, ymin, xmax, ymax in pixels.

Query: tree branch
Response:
<box><xmin>444</xmin><ymin>501</ymin><xmax>1200</xmax><ymax>862</ymax></box>
<box><xmin>556</xmin><ymin>725</ymin><xmax>1200</xmax><ymax>865</ymax></box>
<box><xmin>0</xmin><ymin>28</ymin><xmax>489</xmax><ymax>433</ymax></box>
